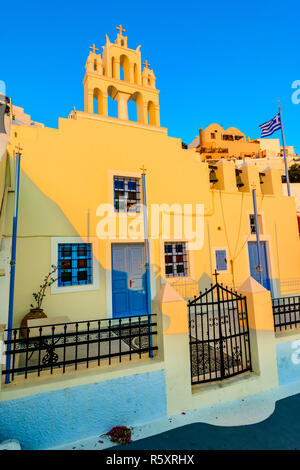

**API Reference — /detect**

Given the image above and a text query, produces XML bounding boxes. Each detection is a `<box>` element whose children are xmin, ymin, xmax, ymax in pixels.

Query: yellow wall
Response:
<box><xmin>1</xmin><ymin>29</ymin><xmax>299</xmax><ymax>328</ymax></box>
<box><xmin>2</xmin><ymin>110</ymin><xmax>300</xmax><ymax>327</ymax></box>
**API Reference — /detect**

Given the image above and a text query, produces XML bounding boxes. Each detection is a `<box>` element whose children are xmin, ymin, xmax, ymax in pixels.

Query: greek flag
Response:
<box><xmin>259</xmin><ymin>113</ymin><xmax>281</xmax><ymax>137</ymax></box>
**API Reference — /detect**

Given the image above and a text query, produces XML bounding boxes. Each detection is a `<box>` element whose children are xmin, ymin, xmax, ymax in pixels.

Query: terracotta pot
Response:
<box><xmin>20</xmin><ymin>308</ymin><xmax>47</xmax><ymax>339</ymax></box>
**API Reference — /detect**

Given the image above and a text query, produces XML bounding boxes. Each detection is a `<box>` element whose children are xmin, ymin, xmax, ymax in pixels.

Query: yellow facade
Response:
<box><xmin>1</xmin><ymin>27</ymin><xmax>300</xmax><ymax>330</ymax></box>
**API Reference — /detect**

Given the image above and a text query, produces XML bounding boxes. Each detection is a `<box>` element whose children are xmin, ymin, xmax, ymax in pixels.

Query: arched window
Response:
<box><xmin>130</xmin><ymin>92</ymin><xmax>143</xmax><ymax>123</ymax></box>
<box><xmin>148</xmin><ymin>101</ymin><xmax>156</xmax><ymax>125</ymax></box>
<box><xmin>93</xmin><ymin>96</ymin><xmax>98</xmax><ymax>114</ymax></box>
<box><xmin>107</xmin><ymin>85</ymin><xmax>118</xmax><ymax>118</ymax></box>
<box><xmin>93</xmin><ymin>88</ymin><xmax>103</xmax><ymax>115</ymax></box>
<box><xmin>128</xmin><ymin>99</ymin><xmax>137</xmax><ymax>122</ymax></box>
<box><xmin>108</xmin><ymin>95</ymin><xmax>118</xmax><ymax>117</ymax></box>
<box><xmin>120</xmin><ymin>65</ymin><xmax>124</xmax><ymax>81</ymax></box>
<box><xmin>120</xmin><ymin>55</ymin><xmax>130</xmax><ymax>82</ymax></box>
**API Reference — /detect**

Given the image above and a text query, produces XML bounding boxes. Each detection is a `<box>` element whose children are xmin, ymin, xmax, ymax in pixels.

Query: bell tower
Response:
<box><xmin>83</xmin><ymin>26</ymin><xmax>160</xmax><ymax>126</ymax></box>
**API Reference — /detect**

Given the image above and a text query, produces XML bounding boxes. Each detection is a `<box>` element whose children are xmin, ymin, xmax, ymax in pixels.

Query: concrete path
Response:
<box><xmin>50</xmin><ymin>380</ymin><xmax>300</xmax><ymax>450</ymax></box>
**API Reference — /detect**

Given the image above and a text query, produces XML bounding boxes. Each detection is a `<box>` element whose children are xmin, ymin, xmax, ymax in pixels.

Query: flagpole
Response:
<box><xmin>278</xmin><ymin>101</ymin><xmax>291</xmax><ymax>197</ymax></box>
<box><xmin>5</xmin><ymin>146</ymin><xmax>22</xmax><ymax>384</ymax></box>
<box><xmin>141</xmin><ymin>166</ymin><xmax>153</xmax><ymax>358</ymax></box>
<box><xmin>252</xmin><ymin>187</ymin><xmax>263</xmax><ymax>286</ymax></box>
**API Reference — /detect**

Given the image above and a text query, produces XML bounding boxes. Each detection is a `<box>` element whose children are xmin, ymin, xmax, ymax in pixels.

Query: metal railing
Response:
<box><xmin>272</xmin><ymin>296</ymin><xmax>300</xmax><ymax>332</ymax></box>
<box><xmin>2</xmin><ymin>314</ymin><xmax>158</xmax><ymax>382</ymax></box>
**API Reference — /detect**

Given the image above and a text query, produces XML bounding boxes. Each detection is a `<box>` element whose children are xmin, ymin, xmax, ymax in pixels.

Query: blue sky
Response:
<box><xmin>1</xmin><ymin>0</ymin><xmax>299</xmax><ymax>150</ymax></box>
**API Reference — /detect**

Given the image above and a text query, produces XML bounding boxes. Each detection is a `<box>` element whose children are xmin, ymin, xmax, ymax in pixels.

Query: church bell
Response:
<box><xmin>209</xmin><ymin>168</ymin><xmax>218</xmax><ymax>184</ymax></box>
<box><xmin>236</xmin><ymin>172</ymin><xmax>244</xmax><ymax>188</ymax></box>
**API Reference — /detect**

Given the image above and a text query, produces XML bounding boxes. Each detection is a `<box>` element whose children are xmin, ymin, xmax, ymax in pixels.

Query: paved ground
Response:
<box><xmin>52</xmin><ymin>381</ymin><xmax>300</xmax><ymax>451</ymax></box>
<box><xmin>115</xmin><ymin>392</ymin><xmax>300</xmax><ymax>450</ymax></box>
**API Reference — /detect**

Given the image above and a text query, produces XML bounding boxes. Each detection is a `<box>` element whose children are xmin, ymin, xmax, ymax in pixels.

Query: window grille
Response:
<box><xmin>249</xmin><ymin>214</ymin><xmax>263</xmax><ymax>235</ymax></box>
<box><xmin>164</xmin><ymin>242</ymin><xmax>188</xmax><ymax>278</ymax></box>
<box><xmin>58</xmin><ymin>243</ymin><xmax>93</xmax><ymax>287</ymax></box>
<box><xmin>249</xmin><ymin>214</ymin><xmax>256</xmax><ymax>234</ymax></box>
<box><xmin>114</xmin><ymin>176</ymin><xmax>141</xmax><ymax>213</ymax></box>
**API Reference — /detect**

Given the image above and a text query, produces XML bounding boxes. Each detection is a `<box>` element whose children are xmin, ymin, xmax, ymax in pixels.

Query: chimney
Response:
<box><xmin>199</xmin><ymin>127</ymin><xmax>203</xmax><ymax>147</ymax></box>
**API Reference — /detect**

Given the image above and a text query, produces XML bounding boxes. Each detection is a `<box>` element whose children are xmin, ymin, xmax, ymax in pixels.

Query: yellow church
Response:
<box><xmin>2</xmin><ymin>25</ymin><xmax>300</xmax><ymax>451</ymax></box>
<box><xmin>0</xmin><ymin>25</ymin><xmax>300</xmax><ymax>328</ymax></box>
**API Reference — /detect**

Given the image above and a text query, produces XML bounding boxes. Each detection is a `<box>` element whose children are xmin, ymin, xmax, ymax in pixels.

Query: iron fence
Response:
<box><xmin>2</xmin><ymin>314</ymin><xmax>157</xmax><ymax>382</ymax></box>
<box><xmin>188</xmin><ymin>282</ymin><xmax>251</xmax><ymax>385</ymax></box>
<box><xmin>272</xmin><ymin>296</ymin><xmax>300</xmax><ymax>332</ymax></box>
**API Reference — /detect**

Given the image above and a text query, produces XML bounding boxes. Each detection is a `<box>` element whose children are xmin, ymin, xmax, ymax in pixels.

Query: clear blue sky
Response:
<box><xmin>1</xmin><ymin>0</ymin><xmax>299</xmax><ymax>150</ymax></box>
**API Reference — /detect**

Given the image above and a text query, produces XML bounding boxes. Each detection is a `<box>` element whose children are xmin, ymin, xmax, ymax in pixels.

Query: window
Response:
<box><xmin>249</xmin><ymin>214</ymin><xmax>263</xmax><ymax>234</ymax></box>
<box><xmin>58</xmin><ymin>243</ymin><xmax>93</xmax><ymax>287</ymax></box>
<box><xmin>211</xmin><ymin>133</ymin><xmax>216</xmax><ymax>139</ymax></box>
<box><xmin>114</xmin><ymin>176</ymin><xmax>141</xmax><ymax>212</ymax></box>
<box><xmin>215</xmin><ymin>250</ymin><xmax>227</xmax><ymax>271</ymax></box>
<box><xmin>222</xmin><ymin>134</ymin><xmax>234</xmax><ymax>141</ymax></box>
<box><xmin>164</xmin><ymin>242</ymin><xmax>188</xmax><ymax>277</ymax></box>
<box><xmin>249</xmin><ymin>215</ymin><xmax>256</xmax><ymax>234</ymax></box>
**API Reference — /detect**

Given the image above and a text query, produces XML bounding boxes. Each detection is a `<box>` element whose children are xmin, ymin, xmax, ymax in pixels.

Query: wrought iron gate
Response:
<box><xmin>188</xmin><ymin>280</ymin><xmax>252</xmax><ymax>385</ymax></box>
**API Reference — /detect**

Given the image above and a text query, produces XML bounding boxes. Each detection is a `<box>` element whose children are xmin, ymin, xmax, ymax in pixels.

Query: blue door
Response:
<box><xmin>112</xmin><ymin>243</ymin><xmax>147</xmax><ymax>318</ymax></box>
<box><xmin>248</xmin><ymin>241</ymin><xmax>271</xmax><ymax>291</ymax></box>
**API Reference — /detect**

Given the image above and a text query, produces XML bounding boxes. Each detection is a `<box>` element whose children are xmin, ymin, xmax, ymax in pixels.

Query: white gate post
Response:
<box><xmin>239</xmin><ymin>276</ymin><xmax>279</xmax><ymax>391</ymax></box>
<box><xmin>159</xmin><ymin>283</ymin><xmax>192</xmax><ymax>415</ymax></box>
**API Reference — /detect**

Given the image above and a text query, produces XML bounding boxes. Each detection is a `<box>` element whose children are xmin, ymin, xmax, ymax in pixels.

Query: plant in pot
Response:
<box><xmin>20</xmin><ymin>265</ymin><xmax>58</xmax><ymax>337</ymax></box>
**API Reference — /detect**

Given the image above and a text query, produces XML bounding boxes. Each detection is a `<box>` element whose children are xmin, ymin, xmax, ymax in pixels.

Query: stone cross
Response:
<box><xmin>116</xmin><ymin>25</ymin><xmax>126</xmax><ymax>35</ymax></box>
<box><xmin>140</xmin><ymin>165</ymin><xmax>147</xmax><ymax>174</ymax></box>
<box><xmin>213</xmin><ymin>269</ymin><xmax>219</xmax><ymax>284</ymax></box>
<box><xmin>89</xmin><ymin>44</ymin><xmax>99</xmax><ymax>54</ymax></box>
<box><xmin>143</xmin><ymin>60</ymin><xmax>151</xmax><ymax>69</ymax></box>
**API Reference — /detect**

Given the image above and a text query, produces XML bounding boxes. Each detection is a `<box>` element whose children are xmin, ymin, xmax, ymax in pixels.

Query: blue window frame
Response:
<box><xmin>216</xmin><ymin>250</ymin><xmax>227</xmax><ymax>271</ymax></box>
<box><xmin>114</xmin><ymin>176</ymin><xmax>141</xmax><ymax>213</ymax></box>
<box><xmin>58</xmin><ymin>243</ymin><xmax>93</xmax><ymax>287</ymax></box>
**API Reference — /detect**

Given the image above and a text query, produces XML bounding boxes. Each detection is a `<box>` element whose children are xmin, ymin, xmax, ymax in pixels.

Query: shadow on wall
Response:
<box><xmin>4</xmin><ymin>168</ymin><xmax>109</xmax><ymax>327</ymax></box>
<box><xmin>198</xmin><ymin>273</ymin><xmax>214</xmax><ymax>293</ymax></box>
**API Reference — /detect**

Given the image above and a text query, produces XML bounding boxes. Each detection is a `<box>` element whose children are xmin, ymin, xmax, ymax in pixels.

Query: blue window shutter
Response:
<box><xmin>216</xmin><ymin>250</ymin><xmax>227</xmax><ymax>271</ymax></box>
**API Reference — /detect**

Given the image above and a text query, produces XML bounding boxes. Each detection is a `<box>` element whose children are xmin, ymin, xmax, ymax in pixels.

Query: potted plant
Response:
<box><xmin>20</xmin><ymin>265</ymin><xmax>58</xmax><ymax>336</ymax></box>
